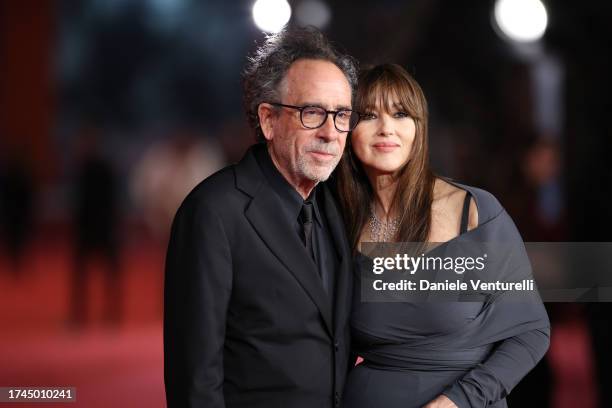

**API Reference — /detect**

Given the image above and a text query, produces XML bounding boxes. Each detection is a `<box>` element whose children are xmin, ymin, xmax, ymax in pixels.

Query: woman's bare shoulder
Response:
<box><xmin>432</xmin><ymin>178</ymin><xmax>478</xmax><ymax>232</ymax></box>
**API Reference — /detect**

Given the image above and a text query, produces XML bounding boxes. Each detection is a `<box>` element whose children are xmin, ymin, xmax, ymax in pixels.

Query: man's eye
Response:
<box><xmin>336</xmin><ymin>110</ymin><xmax>351</xmax><ymax>120</ymax></box>
<box><xmin>303</xmin><ymin>107</ymin><xmax>324</xmax><ymax>116</ymax></box>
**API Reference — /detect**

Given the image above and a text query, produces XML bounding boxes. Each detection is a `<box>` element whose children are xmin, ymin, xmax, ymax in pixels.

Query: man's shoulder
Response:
<box><xmin>193</xmin><ymin>164</ymin><xmax>236</xmax><ymax>194</ymax></box>
<box><xmin>177</xmin><ymin>144</ymin><xmax>262</xmax><ymax>216</ymax></box>
<box><xmin>178</xmin><ymin>164</ymin><xmax>242</xmax><ymax>214</ymax></box>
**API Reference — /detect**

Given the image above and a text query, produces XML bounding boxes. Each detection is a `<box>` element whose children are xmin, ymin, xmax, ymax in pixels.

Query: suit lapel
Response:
<box><xmin>236</xmin><ymin>146</ymin><xmax>333</xmax><ymax>336</ymax></box>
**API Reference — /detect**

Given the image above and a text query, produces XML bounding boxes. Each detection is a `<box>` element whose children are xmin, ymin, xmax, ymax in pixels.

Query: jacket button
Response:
<box><xmin>334</xmin><ymin>341</ymin><xmax>340</xmax><ymax>351</ymax></box>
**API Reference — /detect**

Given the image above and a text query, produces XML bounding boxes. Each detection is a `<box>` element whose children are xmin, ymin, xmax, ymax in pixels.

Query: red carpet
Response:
<box><xmin>0</xmin><ymin>232</ymin><xmax>166</xmax><ymax>407</ymax></box>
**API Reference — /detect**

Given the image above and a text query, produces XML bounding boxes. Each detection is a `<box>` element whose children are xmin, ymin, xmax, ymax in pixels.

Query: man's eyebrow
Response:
<box><xmin>299</xmin><ymin>101</ymin><xmax>324</xmax><ymax>108</ymax></box>
<box><xmin>335</xmin><ymin>104</ymin><xmax>352</xmax><ymax>111</ymax></box>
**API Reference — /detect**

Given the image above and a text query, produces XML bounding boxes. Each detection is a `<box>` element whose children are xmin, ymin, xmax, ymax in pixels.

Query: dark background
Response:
<box><xmin>1</xmin><ymin>0</ymin><xmax>610</xmax><ymax>406</ymax></box>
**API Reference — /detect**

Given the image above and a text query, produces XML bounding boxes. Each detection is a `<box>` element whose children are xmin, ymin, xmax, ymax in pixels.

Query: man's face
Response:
<box><xmin>261</xmin><ymin>59</ymin><xmax>352</xmax><ymax>188</ymax></box>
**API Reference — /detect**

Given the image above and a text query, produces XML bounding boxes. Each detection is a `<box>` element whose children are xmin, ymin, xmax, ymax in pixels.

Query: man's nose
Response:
<box><xmin>317</xmin><ymin>113</ymin><xmax>341</xmax><ymax>141</ymax></box>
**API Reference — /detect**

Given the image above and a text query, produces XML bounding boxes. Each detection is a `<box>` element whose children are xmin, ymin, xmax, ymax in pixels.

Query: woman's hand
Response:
<box><xmin>422</xmin><ymin>394</ymin><xmax>458</xmax><ymax>408</ymax></box>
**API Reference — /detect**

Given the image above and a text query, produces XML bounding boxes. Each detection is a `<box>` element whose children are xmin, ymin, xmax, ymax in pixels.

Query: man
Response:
<box><xmin>164</xmin><ymin>26</ymin><xmax>359</xmax><ymax>407</ymax></box>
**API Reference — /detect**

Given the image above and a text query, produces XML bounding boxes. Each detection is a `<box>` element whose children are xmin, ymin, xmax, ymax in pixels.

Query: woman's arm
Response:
<box><xmin>440</xmin><ymin>326</ymin><xmax>550</xmax><ymax>407</ymax></box>
<box><xmin>444</xmin><ymin>187</ymin><xmax>550</xmax><ymax>406</ymax></box>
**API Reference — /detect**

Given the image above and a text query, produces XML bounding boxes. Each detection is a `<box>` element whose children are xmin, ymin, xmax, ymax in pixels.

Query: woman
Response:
<box><xmin>336</xmin><ymin>64</ymin><xmax>550</xmax><ymax>408</ymax></box>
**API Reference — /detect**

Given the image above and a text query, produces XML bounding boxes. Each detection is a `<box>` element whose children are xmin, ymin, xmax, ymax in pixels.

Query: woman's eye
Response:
<box><xmin>394</xmin><ymin>111</ymin><xmax>410</xmax><ymax>118</ymax></box>
<box><xmin>361</xmin><ymin>113</ymin><xmax>376</xmax><ymax>120</ymax></box>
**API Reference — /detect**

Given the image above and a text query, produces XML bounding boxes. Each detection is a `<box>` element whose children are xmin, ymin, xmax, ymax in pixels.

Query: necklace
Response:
<box><xmin>368</xmin><ymin>207</ymin><xmax>399</xmax><ymax>242</ymax></box>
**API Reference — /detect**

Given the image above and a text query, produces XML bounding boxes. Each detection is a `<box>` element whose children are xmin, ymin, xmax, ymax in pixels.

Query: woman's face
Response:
<box><xmin>351</xmin><ymin>97</ymin><xmax>416</xmax><ymax>176</ymax></box>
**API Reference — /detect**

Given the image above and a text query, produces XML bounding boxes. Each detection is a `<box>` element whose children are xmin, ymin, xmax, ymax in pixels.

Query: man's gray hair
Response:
<box><xmin>243</xmin><ymin>26</ymin><xmax>358</xmax><ymax>141</ymax></box>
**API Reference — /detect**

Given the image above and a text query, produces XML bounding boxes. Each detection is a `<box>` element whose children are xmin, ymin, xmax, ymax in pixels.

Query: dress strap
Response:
<box><xmin>459</xmin><ymin>191</ymin><xmax>472</xmax><ymax>234</ymax></box>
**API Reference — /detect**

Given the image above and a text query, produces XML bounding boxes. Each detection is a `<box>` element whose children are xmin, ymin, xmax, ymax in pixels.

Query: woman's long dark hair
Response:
<box><xmin>336</xmin><ymin>64</ymin><xmax>435</xmax><ymax>252</ymax></box>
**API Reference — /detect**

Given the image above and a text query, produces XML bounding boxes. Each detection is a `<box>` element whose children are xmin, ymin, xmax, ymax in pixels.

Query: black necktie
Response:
<box><xmin>299</xmin><ymin>202</ymin><xmax>315</xmax><ymax>262</ymax></box>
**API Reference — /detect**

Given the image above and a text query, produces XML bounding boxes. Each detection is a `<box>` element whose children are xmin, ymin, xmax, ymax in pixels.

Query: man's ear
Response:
<box><xmin>257</xmin><ymin>103</ymin><xmax>276</xmax><ymax>142</ymax></box>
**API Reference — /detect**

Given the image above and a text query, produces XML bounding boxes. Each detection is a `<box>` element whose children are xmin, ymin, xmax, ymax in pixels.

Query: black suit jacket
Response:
<box><xmin>164</xmin><ymin>144</ymin><xmax>353</xmax><ymax>408</ymax></box>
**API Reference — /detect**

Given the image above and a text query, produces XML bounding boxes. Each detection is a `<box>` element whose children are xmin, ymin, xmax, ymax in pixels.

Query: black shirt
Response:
<box><xmin>254</xmin><ymin>143</ymin><xmax>337</xmax><ymax>294</ymax></box>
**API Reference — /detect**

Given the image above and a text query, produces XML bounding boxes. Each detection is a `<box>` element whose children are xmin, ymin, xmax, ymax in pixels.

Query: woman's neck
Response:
<box><xmin>366</xmin><ymin>170</ymin><xmax>398</xmax><ymax>219</ymax></box>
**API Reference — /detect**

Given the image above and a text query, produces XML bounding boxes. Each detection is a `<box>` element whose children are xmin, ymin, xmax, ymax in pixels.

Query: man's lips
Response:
<box><xmin>308</xmin><ymin>150</ymin><xmax>336</xmax><ymax>159</ymax></box>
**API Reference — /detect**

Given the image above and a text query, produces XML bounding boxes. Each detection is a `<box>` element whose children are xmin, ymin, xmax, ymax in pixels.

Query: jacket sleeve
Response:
<box><xmin>442</xmin><ymin>326</ymin><xmax>550</xmax><ymax>407</ymax></box>
<box><xmin>164</xmin><ymin>200</ymin><xmax>233</xmax><ymax>407</ymax></box>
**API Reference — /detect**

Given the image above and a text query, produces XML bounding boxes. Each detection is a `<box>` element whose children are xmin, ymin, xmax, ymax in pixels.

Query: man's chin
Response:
<box><xmin>303</xmin><ymin>168</ymin><xmax>333</xmax><ymax>183</ymax></box>
<box><xmin>298</xmin><ymin>160</ymin><xmax>338</xmax><ymax>183</ymax></box>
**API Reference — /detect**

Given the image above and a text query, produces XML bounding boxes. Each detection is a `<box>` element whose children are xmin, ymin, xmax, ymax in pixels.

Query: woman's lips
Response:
<box><xmin>372</xmin><ymin>143</ymin><xmax>400</xmax><ymax>152</ymax></box>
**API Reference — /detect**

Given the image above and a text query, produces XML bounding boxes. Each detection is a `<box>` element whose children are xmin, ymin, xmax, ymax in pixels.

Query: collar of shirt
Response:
<box><xmin>254</xmin><ymin>143</ymin><xmax>323</xmax><ymax>226</ymax></box>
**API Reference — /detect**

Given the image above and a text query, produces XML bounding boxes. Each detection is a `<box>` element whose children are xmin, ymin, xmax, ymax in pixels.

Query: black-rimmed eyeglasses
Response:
<box><xmin>266</xmin><ymin>102</ymin><xmax>360</xmax><ymax>132</ymax></box>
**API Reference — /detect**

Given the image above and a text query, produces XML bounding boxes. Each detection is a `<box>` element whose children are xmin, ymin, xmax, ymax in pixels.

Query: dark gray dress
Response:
<box><xmin>342</xmin><ymin>182</ymin><xmax>550</xmax><ymax>408</ymax></box>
